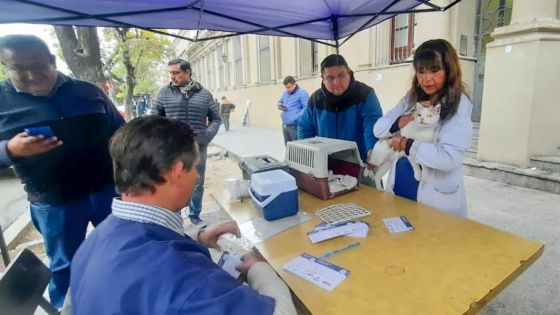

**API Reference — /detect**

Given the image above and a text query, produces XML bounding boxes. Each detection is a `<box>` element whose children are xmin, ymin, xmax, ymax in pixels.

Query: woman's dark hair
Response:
<box><xmin>409</xmin><ymin>39</ymin><xmax>468</xmax><ymax>121</ymax></box>
<box><xmin>109</xmin><ymin>116</ymin><xmax>198</xmax><ymax>195</ymax></box>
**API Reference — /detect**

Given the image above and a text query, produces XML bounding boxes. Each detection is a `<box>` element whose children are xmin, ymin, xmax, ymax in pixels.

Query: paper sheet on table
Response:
<box><xmin>239</xmin><ymin>212</ymin><xmax>311</xmax><ymax>244</ymax></box>
<box><xmin>283</xmin><ymin>253</ymin><xmax>350</xmax><ymax>291</ymax></box>
<box><xmin>311</xmin><ymin>221</ymin><xmax>370</xmax><ymax>242</ymax></box>
<box><xmin>307</xmin><ymin>221</ymin><xmax>361</xmax><ymax>243</ymax></box>
<box><xmin>382</xmin><ymin>216</ymin><xmax>414</xmax><ymax>233</ymax></box>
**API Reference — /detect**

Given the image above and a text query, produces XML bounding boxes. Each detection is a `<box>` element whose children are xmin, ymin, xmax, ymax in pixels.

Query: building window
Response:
<box><xmin>192</xmin><ymin>61</ymin><xmax>198</xmax><ymax>81</ymax></box>
<box><xmin>206</xmin><ymin>54</ymin><xmax>214</xmax><ymax>90</ymax></box>
<box><xmin>213</xmin><ymin>51</ymin><xmax>218</xmax><ymax>90</ymax></box>
<box><xmin>258</xmin><ymin>36</ymin><xmax>271</xmax><ymax>84</ymax></box>
<box><xmin>217</xmin><ymin>44</ymin><xmax>225</xmax><ymax>91</ymax></box>
<box><xmin>197</xmin><ymin>61</ymin><xmax>202</xmax><ymax>83</ymax></box>
<box><xmin>312</xmin><ymin>42</ymin><xmax>319</xmax><ymax>73</ymax></box>
<box><xmin>391</xmin><ymin>14</ymin><xmax>415</xmax><ymax>63</ymax></box>
<box><xmin>234</xmin><ymin>36</ymin><xmax>243</xmax><ymax>87</ymax></box>
<box><xmin>298</xmin><ymin>39</ymin><xmax>319</xmax><ymax>77</ymax></box>
<box><xmin>200</xmin><ymin>56</ymin><xmax>206</xmax><ymax>87</ymax></box>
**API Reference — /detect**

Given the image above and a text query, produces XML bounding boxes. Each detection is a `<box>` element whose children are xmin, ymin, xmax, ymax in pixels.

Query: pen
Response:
<box><xmin>319</xmin><ymin>242</ymin><xmax>360</xmax><ymax>260</ymax></box>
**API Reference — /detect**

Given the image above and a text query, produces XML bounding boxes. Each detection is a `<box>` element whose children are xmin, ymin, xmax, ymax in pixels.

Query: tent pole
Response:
<box><xmin>445</xmin><ymin>0</ymin><xmax>464</xmax><ymax>11</ymax></box>
<box><xmin>194</xmin><ymin>0</ymin><xmax>207</xmax><ymax>42</ymax></box>
<box><xmin>331</xmin><ymin>15</ymin><xmax>340</xmax><ymax>53</ymax></box>
<box><xmin>415</xmin><ymin>0</ymin><xmax>443</xmax><ymax>11</ymax></box>
<box><xmin>339</xmin><ymin>0</ymin><xmax>401</xmax><ymax>47</ymax></box>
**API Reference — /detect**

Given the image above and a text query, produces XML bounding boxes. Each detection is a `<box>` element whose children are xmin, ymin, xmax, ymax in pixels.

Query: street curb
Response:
<box><xmin>5</xmin><ymin>211</ymin><xmax>33</xmax><ymax>250</ymax></box>
<box><xmin>207</xmin><ymin>145</ymin><xmax>225</xmax><ymax>158</ymax></box>
<box><xmin>211</xmin><ymin>143</ymin><xmax>241</xmax><ymax>162</ymax></box>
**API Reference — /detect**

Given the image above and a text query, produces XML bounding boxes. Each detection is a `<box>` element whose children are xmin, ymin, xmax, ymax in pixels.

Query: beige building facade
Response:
<box><xmin>477</xmin><ymin>0</ymin><xmax>560</xmax><ymax>167</ymax></box>
<box><xmin>172</xmin><ymin>0</ymin><xmax>560</xmax><ymax>168</ymax></box>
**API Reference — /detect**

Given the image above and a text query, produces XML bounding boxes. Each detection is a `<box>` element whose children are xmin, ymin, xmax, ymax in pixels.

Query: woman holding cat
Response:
<box><xmin>372</xmin><ymin>39</ymin><xmax>473</xmax><ymax>217</ymax></box>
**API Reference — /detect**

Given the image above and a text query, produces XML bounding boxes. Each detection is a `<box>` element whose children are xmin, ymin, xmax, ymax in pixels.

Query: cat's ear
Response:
<box><xmin>434</xmin><ymin>103</ymin><xmax>441</xmax><ymax>114</ymax></box>
<box><xmin>415</xmin><ymin>102</ymin><xmax>424</xmax><ymax>110</ymax></box>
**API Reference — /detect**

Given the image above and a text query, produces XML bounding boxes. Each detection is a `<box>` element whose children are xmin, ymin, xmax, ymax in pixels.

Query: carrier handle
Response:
<box><xmin>248</xmin><ymin>188</ymin><xmax>280</xmax><ymax>208</ymax></box>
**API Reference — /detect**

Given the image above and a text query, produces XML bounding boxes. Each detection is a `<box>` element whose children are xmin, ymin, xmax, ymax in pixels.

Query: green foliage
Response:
<box><xmin>479</xmin><ymin>0</ymin><xmax>513</xmax><ymax>54</ymax></box>
<box><xmin>103</xmin><ymin>28</ymin><xmax>173</xmax><ymax>97</ymax></box>
<box><xmin>0</xmin><ymin>63</ymin><xmax>7</xmax><ymax>81</ymax></box>
<box><xmin>47</xmin><ymin>28</ymin><xmax>65</xmax><ymax>62</ymax></box>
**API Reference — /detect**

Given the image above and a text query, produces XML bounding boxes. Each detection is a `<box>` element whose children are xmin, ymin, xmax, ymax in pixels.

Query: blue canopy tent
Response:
<box><xmin>0</xmin><ymin>0</ymin><xmax>463</xmax><ymax>48</ymax></box>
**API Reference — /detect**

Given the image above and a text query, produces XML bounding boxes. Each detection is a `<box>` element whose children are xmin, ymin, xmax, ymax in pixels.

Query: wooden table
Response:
<box><xmin>212</xmin><ymin>186</ymin><xmax>543</xmax><ymax>314</ymax></box>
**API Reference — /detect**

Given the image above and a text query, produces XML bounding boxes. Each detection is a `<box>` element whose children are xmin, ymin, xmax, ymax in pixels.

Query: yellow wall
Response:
<box><xmin>477</xmin><ymin>0</ymin><xmax>560</xmax><ymax>166</ymax></box>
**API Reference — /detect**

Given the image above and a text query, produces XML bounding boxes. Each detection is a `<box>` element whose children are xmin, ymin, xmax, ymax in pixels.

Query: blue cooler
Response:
<box><xmin>249</xmin><ymin>170</ymin><xmax>299</xmax><ymax>221</ymax></box>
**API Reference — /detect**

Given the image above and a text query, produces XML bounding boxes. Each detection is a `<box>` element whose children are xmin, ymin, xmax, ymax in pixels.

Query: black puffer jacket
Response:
<box><xmin>151</xmin><ymin>81</ymin><xmax>221</xmax><ymax>145</ymax></box>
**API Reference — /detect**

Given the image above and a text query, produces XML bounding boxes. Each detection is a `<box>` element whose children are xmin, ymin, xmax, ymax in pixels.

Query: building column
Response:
<box><xmin>477</xmin><ymin>0</ymin><xmax>560</xmax><ymax>167</ymax></box>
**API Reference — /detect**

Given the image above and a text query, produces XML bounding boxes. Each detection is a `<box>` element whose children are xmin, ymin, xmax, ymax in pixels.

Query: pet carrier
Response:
<box><xmin>285</xmin><ymin>137</ymin><xmax>363</xmax><ymax>200</ymax></box>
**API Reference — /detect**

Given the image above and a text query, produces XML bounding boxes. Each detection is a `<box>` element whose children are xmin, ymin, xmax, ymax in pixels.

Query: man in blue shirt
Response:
<box><xmin>298</xmin><ymin>54</ymin><xmax>383</xmax><ymax>187</ymax></box>
<box><xmin>71</xmin><ymin>116</ymin><xmax>297</xmax><ymax>315</ymax></box>
<box><xmin>0</xmin><ymin>35</ymin><xmax>124</xmax><ymax>308</ymax></box>
<box><xmin>277</xmin><ymin>76</ymin><xmax>309</xmax><ymax>145</ymax></box>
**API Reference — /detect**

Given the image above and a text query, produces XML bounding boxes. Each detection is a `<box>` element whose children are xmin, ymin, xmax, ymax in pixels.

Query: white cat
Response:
<box><xmin>365</xmin><ymin>103</ymin><xmax>441</xmax><ymax>191</ymax></box>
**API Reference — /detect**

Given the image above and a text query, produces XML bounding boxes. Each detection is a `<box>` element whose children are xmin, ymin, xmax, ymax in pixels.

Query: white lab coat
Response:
<box><xmin>373</xmin><ymin>93</ymin><xmax>473</xmax><ymax>217</ymax></box>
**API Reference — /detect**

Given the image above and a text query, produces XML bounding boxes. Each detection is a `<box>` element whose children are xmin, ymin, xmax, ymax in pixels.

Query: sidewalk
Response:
<box><xmin>212</xmin><ymin>124</ymin><xmax>560</xmax><ymax>314</ymax></box>
<box><xmin>212</xmin><ymin>125</ymin><xmax>286</xmax><ymax>161</ymax></box>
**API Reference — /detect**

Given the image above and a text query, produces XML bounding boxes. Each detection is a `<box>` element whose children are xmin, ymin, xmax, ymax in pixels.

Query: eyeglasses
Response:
<box><xmin>323</xmin><ymin>71</ymin><xmax>349</xmax><ymax>84</ymax></box>
<box><xmin>5</xmin><ymin>63</ymin><xmax>52</xmax><ymax>74</ymax></box>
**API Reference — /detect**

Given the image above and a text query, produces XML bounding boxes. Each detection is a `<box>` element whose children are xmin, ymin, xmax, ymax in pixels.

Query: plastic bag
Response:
<box><xmin>224</xmin><ymin>177</ymin><xmax>251</xmax><ymax>200</ymax></box>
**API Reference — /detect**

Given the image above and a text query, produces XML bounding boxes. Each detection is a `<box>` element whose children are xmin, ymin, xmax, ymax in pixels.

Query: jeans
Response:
<box><xmin>189</xmin><ymin>144</ymin><xmax>207</xmax><ymax>219</ymax></box>
<box><xmin>282</xmin><ymin>124</ymin><xmax>298</xmax><ymax>145</ymax></box>
<box><xmin>30</xmin><ymin>185</ymin><xmax>116</xmax><ymax>308</ymax></box>
<box><xmin>221</xmin><ymin>113</ymin><xmax>230</xmax><ymax>131</ymax></box>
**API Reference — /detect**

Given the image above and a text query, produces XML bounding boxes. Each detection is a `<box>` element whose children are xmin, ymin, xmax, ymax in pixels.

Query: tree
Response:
<box><xmin>104</xmin><ymin>28</ymin><xmax>172</xmax><ymax>120</ymax></box>
<box><xmin>115</xmin><ymin>28</ymin><xmax>135</xmax><ymax>120</ymax></box>
<box><xmin>51</xmin><ymin>26</ymin><xmax>172</xmax><ymax>120</ymax></box>
<box><xmin>53</xmin><ymin>26</ymin><xmax>106</xmax><ymax>88</ymax></box>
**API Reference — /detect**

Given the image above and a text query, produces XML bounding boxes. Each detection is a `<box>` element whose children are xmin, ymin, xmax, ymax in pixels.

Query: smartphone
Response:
<box><xmin>24</xmin><ymin>126</ymin><xmax>55</xmax><ymax>138</ymax></box>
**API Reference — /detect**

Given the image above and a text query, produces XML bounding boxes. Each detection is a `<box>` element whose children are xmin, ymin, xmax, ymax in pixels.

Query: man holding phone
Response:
<box><xmin>276</xmin><ymin>76</ymin><xmax>309</xmax><ymax>145</ymax></box>
<box><xmin>0</xmin><ymin>34</ymin><xmax>124</xmax><ymax>309</ymax></box>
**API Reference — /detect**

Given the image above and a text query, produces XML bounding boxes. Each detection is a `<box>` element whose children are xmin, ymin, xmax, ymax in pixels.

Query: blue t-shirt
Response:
<box><xmin>71</xmin><ymin>215</ymin><xmax>275</xmax><ymax>315</ymax></box>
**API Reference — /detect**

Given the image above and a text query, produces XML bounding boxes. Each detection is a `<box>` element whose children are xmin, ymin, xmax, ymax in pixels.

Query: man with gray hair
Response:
<box><xmin>70</xmin><ymin>116</ymin><xmax>297</xmax><ymax>315</ymax></box>
<box><xmin>151</xmin><ymin>58</ymin><xmax>221</xmax><ymax>227</ymax></box>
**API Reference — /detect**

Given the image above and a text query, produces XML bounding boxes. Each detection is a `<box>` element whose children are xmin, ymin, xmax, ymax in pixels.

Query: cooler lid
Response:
<box><xmin>250</xmin><ymin>170</ymin><xmax>297</xmax><ymax>196</ymax></box>
<box><xmin>240</xmin><ymin>155</ymin><xmax>286</xmax><ymax>173</ymax></box>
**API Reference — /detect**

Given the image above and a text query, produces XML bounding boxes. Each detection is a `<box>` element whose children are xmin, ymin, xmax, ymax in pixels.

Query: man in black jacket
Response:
<box><xmin>151</xmin><ymin>59</ymin><xmax>221</xmax><ymax>227</ymax></box>
<box><xmin>0</xmin><ymin>34</ymin><xmax>124</xmax><ymax>308</ymax></box>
